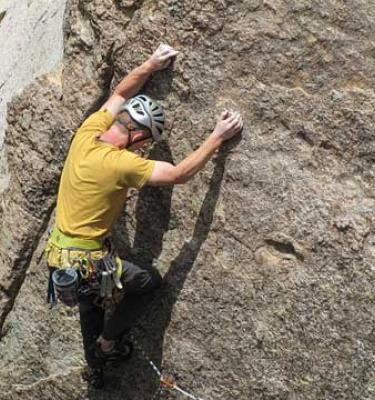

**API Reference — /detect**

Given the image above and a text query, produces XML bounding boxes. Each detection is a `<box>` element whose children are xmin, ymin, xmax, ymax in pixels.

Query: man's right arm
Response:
<box><xmin>147</xmin><ymin>111</ymin><xmax>243</xmax><ymax>186</ymax></box>
<box><xmin>100</xmin><ymin>44</ymin><xmax>178</xmax><ymax>118</ymax></box>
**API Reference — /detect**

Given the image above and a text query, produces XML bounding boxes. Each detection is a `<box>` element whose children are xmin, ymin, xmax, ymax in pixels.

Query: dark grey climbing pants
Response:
<box><xmin>78</xmin><ymin>259</ymin><xmax>162</xmax><ymax>367</ymax></box>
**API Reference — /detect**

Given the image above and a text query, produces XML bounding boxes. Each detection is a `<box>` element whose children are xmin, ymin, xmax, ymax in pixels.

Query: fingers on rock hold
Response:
<box><xmin>221</xmin><ymin>109</ymin><xmax>230</xmax><ymax>119</ymax></box>
<box><xmin>160</xmin><ymin>51</ymin><xmax>178</xmax><ymax>61</ymax></box>
<box><xmin>227</xmin><ymin>113</ymin><xmax>237</xmax><ymax>123</ymax></box>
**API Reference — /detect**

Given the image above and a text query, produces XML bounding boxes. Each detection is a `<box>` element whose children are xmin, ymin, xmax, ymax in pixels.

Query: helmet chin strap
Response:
<box><xmin>125</xmin><ymin>130</ymin><xmax>152</xmax><ymax>149</ymax></box>
<box><xmin>115</xmin><ymin>115</ymin><xmax>152</xmax><ymax>149</ymax></box>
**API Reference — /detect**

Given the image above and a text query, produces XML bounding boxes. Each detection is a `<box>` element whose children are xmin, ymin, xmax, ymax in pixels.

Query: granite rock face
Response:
<box><xmin>0</xmin><ymin>1</ymin><xmax>375</xmax><ymax>399</ymax></box>
<box><xmin>0</xmin><ymin>0</ymin><xmax>67</xmax><ymax>191</ymax></box>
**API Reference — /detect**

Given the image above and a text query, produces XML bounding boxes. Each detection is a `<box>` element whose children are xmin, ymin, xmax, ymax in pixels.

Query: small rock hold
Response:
<box><xmin>244</xmin><ymin>0</ymin><xmax>263</xmax><ymax>11</ymax></box>
<box><xmin>117</xmin><ymin>0</ymin><xmax>136</xmax><ymax>8</ymax></box>
<box><xmin>331</xmin><ymin>90</ymin><xmax>344</xmax><ymax>102</ymax></box>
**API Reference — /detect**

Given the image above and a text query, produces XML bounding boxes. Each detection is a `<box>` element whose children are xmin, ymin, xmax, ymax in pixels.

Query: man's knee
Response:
<box><xmin>135</xmin><ymin>265</ymin><xmax>162</xmax><ymax>293</ymax></box>
<box><xmin>121</xmin><ymin>260</ymin><xmax>162</xmax><ymax>294</ymax></box>
<box><xmin>147</xmin><ymin>267</ymin><xmax>162</xmax><ymax>291</ymax></box>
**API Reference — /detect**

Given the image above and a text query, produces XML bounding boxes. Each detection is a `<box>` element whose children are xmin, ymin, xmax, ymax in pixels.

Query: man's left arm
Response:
<box><xmin>101</xmin><ymin>44</ymin><xmax>178</xmax><ymax>117</ymax></box>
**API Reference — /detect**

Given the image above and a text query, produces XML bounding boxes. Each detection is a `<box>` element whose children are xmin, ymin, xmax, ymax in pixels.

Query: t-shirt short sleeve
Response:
<box><xmin>117</xmin><ymin>150</ymin><xmax>156</xmax><ymax>190</ymax></box>
<box><xmin>76</xmin><ymin>109</ymin><xmax>114</xmax><ymax>137</ymax></box>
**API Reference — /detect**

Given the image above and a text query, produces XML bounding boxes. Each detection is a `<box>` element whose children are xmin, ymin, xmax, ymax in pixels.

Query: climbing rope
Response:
<box><xmin>130</xmin><ymin>334</ymin><xmax>207</xmax><ymax>400</ymax></box>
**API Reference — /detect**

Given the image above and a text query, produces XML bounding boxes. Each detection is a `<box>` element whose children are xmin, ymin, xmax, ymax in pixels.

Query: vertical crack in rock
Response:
<box><xmin>0</xmin><ymin>11</ymin><xmax>6</xmax><ymax>25</ymax></box>
<box><xmin>0</xmin><ymin>202</ymin><xmax>56</xmax><ymax>331</ymax></box>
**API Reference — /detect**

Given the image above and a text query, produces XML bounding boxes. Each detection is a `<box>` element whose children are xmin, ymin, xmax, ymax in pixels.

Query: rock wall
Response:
<box><xmin>0</xmin><ymin>1</ymin><xmax>375</xmax><ymax>399</ymax></box>
<box><xmin>0</xmin><ymin>0</ymin><xmax>67</xmax><ymax>191</ymax></box>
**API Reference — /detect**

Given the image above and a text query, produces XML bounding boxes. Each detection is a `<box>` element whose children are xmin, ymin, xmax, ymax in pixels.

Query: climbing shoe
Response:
<box><xmin>95</xmin><ymin>336</ymin><xmax>133</xmax><ymax>365</ymax></box>
<box><xmin>81</xmin><ymin>366</ymin><xmax>104</xmax><ymax>389</ymax></box>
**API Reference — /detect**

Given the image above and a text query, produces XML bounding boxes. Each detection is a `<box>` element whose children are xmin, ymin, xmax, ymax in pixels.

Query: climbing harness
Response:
<box><xmin>49</xmin><ymin>226</ymin><xmax>103</xmax><ymax>250</ymax></box>
<box><xmin>130</xmin><ymin>334</ymin><xmax>207</xmax><ymax>400</ymax></box>
<box><xmin>45</xmin><ymin>226</ymin><xmax>124</xmax><ymax>308</ymax></box>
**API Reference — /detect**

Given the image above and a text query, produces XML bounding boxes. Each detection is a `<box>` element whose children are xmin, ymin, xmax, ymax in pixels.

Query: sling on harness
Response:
<box><xmin>90</xmin><ymin>240</ymin><xmax>124</xmax><ymax>308</ymax></box>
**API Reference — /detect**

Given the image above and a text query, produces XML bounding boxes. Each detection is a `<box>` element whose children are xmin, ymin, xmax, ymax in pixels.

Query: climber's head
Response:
<box><xmin>116</xmin><ymin>94</ymin><xmax>165</xmax><ymax>149</ymax></box>
<box><xmin>119</xmin><ymin>95</ymin><xmax>165</xmax><ymax>148</ymax></box>
<box><xmin>100</xmin><ymin>95</ymin><xmax>165</xmax><ymax>150</ymax></box>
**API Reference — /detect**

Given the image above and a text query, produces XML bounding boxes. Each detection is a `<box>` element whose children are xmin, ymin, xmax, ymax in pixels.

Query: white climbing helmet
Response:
<box><xmin>120</xmin><ymin>95</ymin><xmax>165</xmax><ymax>141</ymax></box>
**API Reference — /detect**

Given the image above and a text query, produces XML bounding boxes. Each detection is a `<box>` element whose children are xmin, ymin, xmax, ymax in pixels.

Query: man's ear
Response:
<box><xmin>131</xmin><ymin>130</ymin><xmax>147</xmax><ymax>140</ymax></box>
<box><xmin>134</xmin><ymin>130</ymin><xmax>152</xmax><ymax>141</ymax></box>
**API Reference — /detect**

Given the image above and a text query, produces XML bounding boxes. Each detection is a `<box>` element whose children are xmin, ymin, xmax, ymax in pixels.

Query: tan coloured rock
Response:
<box><xmin>0</xmin><ymin>0</ymin><xmax>67</xmax><ymax>191</ymax></box>
<box><xmin>0</xmin><ymin>1</ymin><xmax>375</xmax><ymax>399</ymax></box>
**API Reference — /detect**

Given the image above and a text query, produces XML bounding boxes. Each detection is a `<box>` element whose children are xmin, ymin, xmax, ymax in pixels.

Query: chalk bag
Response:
<box><xmin>52</xmin><ymin>268</ymin><xmax>79</xmax><ymax>307</ymax></box>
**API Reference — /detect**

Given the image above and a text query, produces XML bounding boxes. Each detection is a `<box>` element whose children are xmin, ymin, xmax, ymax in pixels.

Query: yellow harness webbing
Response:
<box><xmin>49</xmin><ymin>226</ymin><xmax>104</xmax><ymax>250</ymax></box>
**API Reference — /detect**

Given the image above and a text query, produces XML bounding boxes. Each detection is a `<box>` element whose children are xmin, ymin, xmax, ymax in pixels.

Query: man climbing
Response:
<box><xmin>46</xmin><ymin>43</ymin><xmax>243</xmax><ymax>388</ymax></box>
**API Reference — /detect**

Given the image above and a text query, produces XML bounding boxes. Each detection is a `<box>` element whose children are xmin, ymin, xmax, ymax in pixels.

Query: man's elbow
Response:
<box><xmin>173</xmin><ymin>175</ymin><xmax>189</xmax><ymax>185</ymax></box>
<box><xmin>172</xmin><ymin>167</ymin><xmax>189</xmax><ymax>184</ymax></box>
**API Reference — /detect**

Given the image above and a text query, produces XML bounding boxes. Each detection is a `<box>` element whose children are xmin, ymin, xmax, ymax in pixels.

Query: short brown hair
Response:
<box><xmin>115</xmin><ymin>110</ymin><xmax>152</xmax><ymax>137</ymax></box>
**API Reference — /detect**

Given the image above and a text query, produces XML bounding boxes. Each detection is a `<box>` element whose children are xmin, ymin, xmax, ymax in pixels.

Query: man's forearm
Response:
<box><xmin>174</xmin><ymin>136</ymin><xmax>222</xmax><ymax>184</ymax></box>
<box><xmin>113</xmin><ymin>60</ymin><xmax>154</xmax><ymax>100</ymax></box>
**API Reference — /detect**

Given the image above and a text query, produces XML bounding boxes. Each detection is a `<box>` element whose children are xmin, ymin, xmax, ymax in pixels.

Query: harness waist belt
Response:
<box><xmin>50</xmin><ymin>226</ymin><xmax>104</xmax><ymax>250</ymax></box>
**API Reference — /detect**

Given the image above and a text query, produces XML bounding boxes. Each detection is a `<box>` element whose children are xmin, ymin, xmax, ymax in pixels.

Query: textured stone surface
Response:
<box><xmin>1</xmin><ymin>0</ymin><xmax>375</xmax><ymax>399</ymax></box>
<box><xmin>0</xmin><ymin>0</ymin><xmax>66</xmax><ymax>191</ymax></box>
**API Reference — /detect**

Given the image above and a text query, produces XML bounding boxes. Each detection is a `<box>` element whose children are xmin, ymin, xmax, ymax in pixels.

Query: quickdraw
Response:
<box><xmin>131</xmin><ymin>334</ymin><xmax>207</xmax><ymax>400</ymax></box>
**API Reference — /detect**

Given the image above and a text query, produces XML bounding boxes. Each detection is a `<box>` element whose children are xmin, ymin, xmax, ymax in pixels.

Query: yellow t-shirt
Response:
<box><xmin>55</xmin><ymin>109</ymin><xmax>155</xmax><ymax>240</ymax></box>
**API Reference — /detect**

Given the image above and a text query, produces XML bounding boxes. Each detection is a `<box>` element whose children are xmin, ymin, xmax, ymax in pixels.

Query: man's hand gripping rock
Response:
<box><xmin>146</xmin><ymin>43</ymin><xmax>179</xmax><ymax>72</ymax></box>
<box><xmin>211</xmin><ymin>110</ymin><xmax>244</xmax><ymax>143</ymax></box>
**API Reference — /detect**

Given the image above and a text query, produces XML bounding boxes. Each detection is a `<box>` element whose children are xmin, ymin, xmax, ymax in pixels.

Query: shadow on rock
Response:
<box><xmin>112</xmin><ymin>140</ymin><xmax>174</xmax><ymax>265</ymax></box>
<box><xmin>144</xmin><ymin>65</ymin><xmax>175</xmax><ymax>101</ymax></box>
<box><xmin>87</xmin><ymin>141</ymin><xmax>235</xmax><ymax>399</ymax></box>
